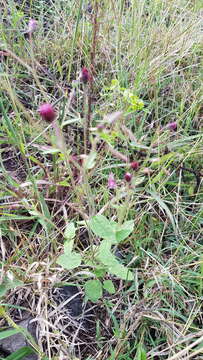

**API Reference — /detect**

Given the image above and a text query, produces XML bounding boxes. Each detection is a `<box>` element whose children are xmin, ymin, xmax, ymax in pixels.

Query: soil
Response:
<box><xmin>1</xmin><ymin>145</ymin><xmax>27</xmax><ymax>182</ymax></box>
<box><xmin>0</xmin><ymin>317</ymin><xmax>37</xmax><ymax>360</ymax></box>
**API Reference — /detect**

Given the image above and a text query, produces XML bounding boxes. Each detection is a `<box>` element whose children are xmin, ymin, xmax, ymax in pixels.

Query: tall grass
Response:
<box><xmin>0</xmin><ymin>0</ymin><xmax>202</xmax><ymax>359</ymax></box>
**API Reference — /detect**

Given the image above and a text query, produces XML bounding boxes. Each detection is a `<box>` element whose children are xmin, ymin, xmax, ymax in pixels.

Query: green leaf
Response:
<box><xmin>64</xmin><ymin>222</ymin><xmax>76</xmax><ymax>240</ymax></box>
<box><xmin>63</xmin><ymin>223</ymin><xmax>77</xmax><ymax>253</ymax></box>
<box><xmin>98</xmin><ymin>240</ymin><xmax>116</xmax><ymax>266</ymax></box>
<box><xmin>28</xmin><ymin>209</ymin><xmax>53</xmax><ymax>233</ymax></box>
<box><xmin>132</xmin><ymin>176</ymin><xmax>145</xmax><ymax>186</ymax></box>
<box><xmin>0</xmin><ymin>304</ymin><xmax>27</xmax><ymax>311</ymax></box>
<box><xmin>111</xmin><ymin>79</ymin><xmax>119</xmax><ymax>86</ymax></box>
<box><xmin>103</xmin><ymin>280</ymin><xmax>116</xmax><ymax>294</ymax></box>
<box><xmin>4</xmin><ymin>346</ymin><xmax>35</xmax><ymax>360</ymax></box>
<box><xmin>42</xmin><ymin>148</ymin><xmax>61</xmax><ymax>154</ymax></box>
<box><xmin>99</xmin><ymin>132</ymin><xmax>116</xmax><ymax>144</ymax></box>
<box><xmin>136</xmin><ymin>344</ymin><xmax>147</xmax><ymax>360</ymax></box>
<box><xmin>84</xmin><ymin>280</ymin><xmax>103</xmax><ymax>302</ymax></box>
<box><xmin>150</xmin><ymin>152</ymin><xmax>175</xmax><ymax>168</ymax></box>
<box><xmin>84</xmin><ymin>151</ymin><xmax>97</xmax><ymax>170</ymax></box>
<box><xmin>0</xmin><ymin>98</ymin><xmax>20</xmax><ymax>144</ymax></box>
<box><xmin>98</xmin><ymin>241</ymin><xmax>134</xmax><ymax>281</ymax></box>
<box><xmin>57</xmin><ymin>179</ymin><xmax>70</xmax><ymax>186</ymax></box>
<box><xmin>57</xmin><ymin>252</ymin><xmax>81</xmax><ymax>270</ymax></box>
<box><xmin>148</xmin><ymin>191</ymin><xmax>176</xmax><ymax>233</ymax></box>
<box><xmin>89</xmin><ymin>215</ymin><xmax>116</xmax><ymax>242</ymax></box>
<box><xmin>109</xmin><ymin>262</ymin><xmax>134</xmax><ymax>281</ymax></box>
<box><xmin>64</xmin><ymin>239</ymin><xmax>74</xmax><ymax>253</ymax></box>
<box><xmin>38</xmin><ymin>192</ymin><xmax>53</xmax><ymax>233</ymax></box>
<box><xmin>0</xmin><ymin>329</ymin><xmax>20</xmax><ymax>340</ymax></box>
<box><xmin>115</xmin><ymin>220</ymin><xmax>134</xmax><ymax>242</ymax></box>
<box><xmin>0</xmin><ymin>275</ymin><xmax>23</xmax><ymax>298</ymax></box>
<box><xmin>94</xmin><ymin>268</ymin><xmax>107</xmax><ymax>278</ymax></box>
<box><xmin>0</xmin><ymin>214</ymin><xmax>35</xmax><ymax>222</ymax></box>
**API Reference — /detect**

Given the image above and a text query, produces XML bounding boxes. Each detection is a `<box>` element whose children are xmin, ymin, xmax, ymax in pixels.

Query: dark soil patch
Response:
<box><xmin>1</xmin><ymin>282</ymin><xmax>119</xmax><ymax>359</ymax></box>
<box><xmin>1</xmin><ymin>145</ymin><xmax>27</xmax><ymax>182</ymax></box>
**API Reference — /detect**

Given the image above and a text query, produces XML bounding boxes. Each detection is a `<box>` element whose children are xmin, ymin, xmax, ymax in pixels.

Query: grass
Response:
<box><xmin>0</xmin><ymin>0</ymin><xmax>202</xmax><ymax>359</ymax></box>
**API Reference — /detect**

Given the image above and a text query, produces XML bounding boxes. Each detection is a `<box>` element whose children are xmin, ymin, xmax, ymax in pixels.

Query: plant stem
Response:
<box><xmin>85</xmin><ymin>0</ymin><xmax>99</xmax><ymax>152</ymax></box>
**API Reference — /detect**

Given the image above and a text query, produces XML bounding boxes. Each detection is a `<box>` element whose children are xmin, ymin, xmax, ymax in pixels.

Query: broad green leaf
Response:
<box><xmin>64</xmin><ymin>222</ymin><xmax>76</xmax><ymax>240</ymax></box>
<box><xmin>103</xmin><ymin>280</ymin><xmax>116</xmax><ymax>294</ymax></box>
<box><xmin>98</xmin><ymin>240</ymin><xmax>117</xmax><ymax>266</ymax></box>
<box><xmin>94</xmin><ymin>268</ymin><xmax>106</xmax><ymax>278</ymax></box>
<box><xmin>109</xmin><ymin>262</ymin><xmax>134</xmax><ymax>281</ymax></box>
<box><xmin>57</xmin><ymin>252</ymin><xmax>81</xmax><ymax>270</ymax></box>
<box><xmin>84</xmin><ymin>280</ymin><xmax>102</xmax><ymax>302</ymax></box>
<box><xmin>4</xmin><ymin>346</ymin><xmax>35</xmax><ymax>360</ymax></box>
<box><xmin>64</xmin><ymin>239</ymin><xmax>74</xmax><ymax>253</ymax></box>
<box><xmin>115</xmin><ymin>220</ymin><xmax>134</xmax><ymax>242</ymax></box>
<box><xmin>89</xmin><ymin>215</ymin><xmax>116</xmax><ymax>242</ymax></box>
<box><xmin>0</xmin><ymin>329</ymin><xmax>20</xmax><ymax>340</ymax></box>
<box><xmin>84</xmin><ymin>151</ymin><xmax>97</xmax><ymax>170</ymax></box>
<box><xmin>98</xmin><ymin>241</ymin><xmax>133</xmax><ymax>281</ymax></box>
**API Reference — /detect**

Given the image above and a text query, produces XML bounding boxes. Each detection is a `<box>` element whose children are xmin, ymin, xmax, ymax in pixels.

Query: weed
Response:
<box><xmin>0</xmin><ymin>0</ymin><xmax>202</xmax><ymax>359</ymax></box>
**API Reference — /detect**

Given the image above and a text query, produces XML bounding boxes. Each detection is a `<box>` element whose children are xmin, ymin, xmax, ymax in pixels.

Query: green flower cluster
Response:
<box><xmin>109</xmin><ymin>79</ymin><xmax>144</xmax><ymax>112</ymax></box>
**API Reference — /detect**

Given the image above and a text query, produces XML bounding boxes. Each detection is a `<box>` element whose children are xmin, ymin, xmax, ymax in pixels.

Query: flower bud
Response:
<box><xmin>124</xmin><ymin>172</ymin><xmax>132</xmax><ymax>182</ymax></box>
<box><xmin>108</xmin><ymin>173</ymin><xmax>117</xmax><ymax>189</ymax></box>
<box><xmin>167</xmin><ymin>122</ymin><xmax>177</xmax><ymax>131</ymax></box>
<box><xmin>130</xmin><ymin>161</ymin><xmax>139</xmax><ymax>170</ymax></box>
<box><xmin>38</xmin><ymin>103</ymin><xmax>56</xmax><ymax>122</ymax></box>
<box><xmin>80</xmin><ymin>67</ymin><xmax>91</xmax><ymax>84</ymax></box>
<box><xmin>27</xmin><ymin>19</ymin><xmax>37</xmax><ymax>34</ymax></box>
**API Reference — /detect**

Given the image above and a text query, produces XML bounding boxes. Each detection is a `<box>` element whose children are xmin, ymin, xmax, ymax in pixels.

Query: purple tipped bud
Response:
<box><xmin>108</xmin><ymin>173</ymin><xmax>117</xmax><ymax>189</ymax></box>
<box><xmin>97</xmin><ymin>123</ymin><xmax>105</xmax><ymax>132</ymax></box>
<box><xmin>38</xmin><ymin>103</ymin><xmax>56</xmax><ymax>122</ymax></box>
<box><xmin>124</xmin><ymin>172</ymin><xmax>132</xmax><ymax>182</ymax></box>
<box><xmin>27</xmin><ymin>19</ymin><xmax>37</xmax><ymax>34</ymax></box>
<box><xmin>167</xmin><ymin>122</ymin><xmax>177</xmax><ymax>131</ymax></box>
<box><xmin>79</xmin><ymin>67</ymin><xmax>92</xmax><ymax>84</ymax></box>
<box><xmin>130</xmin><ymin>161</ymin><xmax>139</xmax><ymax>170</ymax></box>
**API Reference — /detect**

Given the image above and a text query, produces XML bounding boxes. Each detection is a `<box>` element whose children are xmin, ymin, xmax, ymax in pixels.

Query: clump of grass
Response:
<box><xmin>0</xmin><ymin>0</ymin><xmax>202</xmax><ymax>359</ymax></box>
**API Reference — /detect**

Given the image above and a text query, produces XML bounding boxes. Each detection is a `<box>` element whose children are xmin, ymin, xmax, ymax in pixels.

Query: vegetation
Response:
<box><xmin>0</xmin><ymin>0</ymin><xmax>202</xmax><ymax>359</ymax></box>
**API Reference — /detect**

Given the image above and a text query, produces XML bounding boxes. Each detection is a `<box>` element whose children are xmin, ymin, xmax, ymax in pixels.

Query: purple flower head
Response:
<box><xmin>27</xmin><ymin>19</ymin><xmax>37</xmax><ymax>34</ymax></box>
<box><xmin>38</xmin><ymin>103</ymin><xmax>56</xmax><ymax>122</ymax></box>
<box><xmin>124</xmin><ymin>172</ymin><xmax>132</xmax><ymax>182</ymax></box>
<box><xmin>167</xmin><ymin>122</ymin><xmax>177</xmax><ymax>131</ymax></box>
<box><xmin>80</xmin><ymin>67</ymin><xmax>92</xmax><ymax>84</ymax></box>
<box><xmin>130</xmin><ymin>161</ymin><xmax>139</xmax><ymax>170</ymax></box>
<box><xmin>108</xmin><ymin>173</ymin><xmax>117</xmax><ymax>190</ymax></box>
